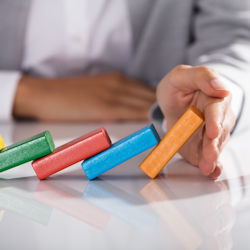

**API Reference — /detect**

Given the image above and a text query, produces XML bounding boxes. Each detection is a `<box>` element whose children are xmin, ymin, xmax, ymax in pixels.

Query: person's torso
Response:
<box><xmin>0</xmin><ymin>0</ymin><xmax>194</xmax><ymax>87</ymax></box>
<box><xmin>23</xmin><ymin>0</ymin><xmax>132</xmax><ymax>78</ymax></box>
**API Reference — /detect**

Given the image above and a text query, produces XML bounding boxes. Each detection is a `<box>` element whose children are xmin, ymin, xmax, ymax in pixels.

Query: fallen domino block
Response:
<box><xmin>140</xmin><ymin>106</ymin><xmax>204</xmax><ymax>178</ymax></box>
<box><xmin>32</xmin><ymin>127</ymin><xmax>111</xmax><ymax>180</ymax></box>
<box><xmin>82</xmin><ymin>124</ymin><xmax>160</xmax><ymax>180</ymax></box>
<box><xmin>0</xmin><ymin>135</ymin><xmax>4</xmax><ymax>150</ymax></box>
<box><xmin>0</xmin><ymin>131</ymin><xmax>55</xmax><ymax>172</ymax></box>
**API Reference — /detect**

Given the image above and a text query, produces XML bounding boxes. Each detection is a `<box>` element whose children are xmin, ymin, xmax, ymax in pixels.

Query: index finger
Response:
<box><xmin>167</xmin><ymin>65</ymin><xmax>230</xmax><ymax>98</ymax></box>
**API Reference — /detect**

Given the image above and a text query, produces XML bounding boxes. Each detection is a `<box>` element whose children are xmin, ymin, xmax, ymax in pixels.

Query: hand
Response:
<box><xmin>157</xmin><ymin>65</ymin><xmax>236</xmax><ymax>179</ymax></box>
<box><xmin>13</xmin><ymin>72</ymin><xmax>155</xmax><ymax>122</ymax></box>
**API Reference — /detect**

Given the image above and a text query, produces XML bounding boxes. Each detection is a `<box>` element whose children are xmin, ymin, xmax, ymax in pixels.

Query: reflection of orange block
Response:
<box><xmin>140</xmin><ymin>106</ymin><xmax>204</xmax><ymax>178</ymax></box>
<box><xmin>0</xmin><ymin>135</ymin><xmax>4</xmax><ymax>150</ymax></box>
<box><xmin>0</xmin><ymin>210</ymin><xmax>4</xmax><ymax>222</ymax></box>
<box><xmin>140</xmin><ymin>181</ymin><xmax>202</xmax><ymax>249</ymax></box>
<box><xmin>33</xmin><ymin>182</ymin><xmax>110</xmax><ymax>230</ymax></box>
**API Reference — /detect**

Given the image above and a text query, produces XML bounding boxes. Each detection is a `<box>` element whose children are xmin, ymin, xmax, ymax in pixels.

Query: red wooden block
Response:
<box><xmin>32</xmin><ymin>127</ymin><xmax>111</xmax><ymax>180</ymax></box>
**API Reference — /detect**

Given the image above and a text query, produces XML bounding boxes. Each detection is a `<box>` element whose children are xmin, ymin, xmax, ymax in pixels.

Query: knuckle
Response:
<box><xmin>218</xmin><ymin>129</ymin><xmax>230</xmax><ymax>151</ymax></box>
<box><xmin>196</xmin><ymin>66</ymin><xmax>216</xmax><ymax>79</ymax></box>
<box><xmin>222</xmin><ymin>127</ymin><xmax>230</xmax><ymax>141</ymax></box>
<box><xmin>231</xmin><ymin>113</ymin><xmax>237</xmax><ymax>130</ymax></box>
<box><xmin>169</xmin><ymin>65</ymin><xmax>191</xmax><ymax>82</ymax></box>
<box><xmin>173</xmin><ymin>64</ymin><xmax>190</xmax><ymax>73</ymax></box>
<box><xmin>227</xmin><ymin>91</ymin><xmax>233</xmax><ymax>102</ymax></box>
<box><xmin>226</xmin><ymin>106</ymin><xmax>236</xmax><ymax>131</ymax></box>
<box><xmin>221</xmin><ymin>122</ymin><xmax>232</xmax><ymax>141</ymax></box>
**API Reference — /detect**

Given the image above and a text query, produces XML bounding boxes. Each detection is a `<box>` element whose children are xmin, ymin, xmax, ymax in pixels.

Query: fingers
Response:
<box><xmin>199</xmin><ymin>138</ymin><xmax>224</xmax><ymax>179</ymax></box>
<box><xmin>209</xmin><ymin>164</ymin><xmax>223</xmax><ymax>180</ymax></box>
<box><xmin>204</xmin><ymin>94</ymin><xmax>231</xmax><ymax>139</ymax></box>
<box><xmin>157</xmin><ymin>65</ymin><xmax>234</xmax><ymax>179</ymax></box>
<box><xmin>199</xmin><ymin>134</ymin><xmax>218</xmax><ymax>175</ymax></box>
<box><xmin>199</xmin><ymin>99</ymin><xmax>225</xmax><ymax>175</ymax></box>
<box><xmin>199</xmin><ymin>100</ymin><xmax>235</xmax><ymax>177</ymax></box>
<box><xmin>167</xmin><ymin>65</ymin><xmax>230</xmax><ymax>98</ymax></box>
<box><xmin>204</xmin><ymin>103</ymin><xmax>223</xmax><ymax>140</ymax></box>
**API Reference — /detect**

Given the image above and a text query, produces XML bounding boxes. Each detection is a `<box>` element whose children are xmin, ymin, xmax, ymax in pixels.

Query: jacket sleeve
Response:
<box><xmin>187</xmin><ymin>0</ymin><xmax>250</xmax><ymax>133</ymax></box>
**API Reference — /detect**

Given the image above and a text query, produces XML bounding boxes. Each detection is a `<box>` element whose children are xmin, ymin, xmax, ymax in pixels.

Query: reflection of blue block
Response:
<box><xmin>83</xmin><ymin>182</ymin><xmax>158</xmax><ymax>231</ymax></box>
<box><xmin>82</xmin><ymin>124</ymin><xmax>160</xmax><ymax>180</ymax></box>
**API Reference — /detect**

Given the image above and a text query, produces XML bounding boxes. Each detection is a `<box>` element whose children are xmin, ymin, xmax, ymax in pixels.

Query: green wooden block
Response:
<box><xmin>0</xmin><ymin>131</ymin><xmax>55</xmax><ymax>172</ymax></box>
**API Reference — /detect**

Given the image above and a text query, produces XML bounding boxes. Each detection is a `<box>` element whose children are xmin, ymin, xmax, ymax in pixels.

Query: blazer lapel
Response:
<box><xmin>126</xmin><ymin>0</ymin><xmax>154</xmax><ymax>53</ymax></box>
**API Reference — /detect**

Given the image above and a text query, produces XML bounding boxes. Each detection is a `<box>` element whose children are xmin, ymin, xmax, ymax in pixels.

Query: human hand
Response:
<box><xmin>13</xmin><ymin>72</ymin><xmax>155</xmax><ymax>122</ymax></box>
<box><xmin>157</xmin><ymin>65</ymin><xmax>236</xmax><ymax>179</ymax></box>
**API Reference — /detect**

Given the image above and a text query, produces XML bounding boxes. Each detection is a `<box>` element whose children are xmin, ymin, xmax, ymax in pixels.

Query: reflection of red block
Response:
<box><xmin>34</xmin><ymin>182</ymin><xmax>110</xmax><ymax>230</ymax></box>
<box><xmin>32</xmin><ymin>128</ymin><xmax>111</xmax><ymax>180</ymax></box>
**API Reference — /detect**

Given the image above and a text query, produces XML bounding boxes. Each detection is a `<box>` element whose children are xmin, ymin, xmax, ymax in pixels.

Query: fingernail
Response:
<box><xmin>205</xmin><ymin>162</ymin><xmax>216</xmax><ymax>176</ymax></box>
<box><xmin>209</xmin><ymin>166</ymin><xmax>222</xmax><ymax>180</ymax></box>
<box><xmin>210</xmin><ymin>79</ymin><xmax>226</xmax><ymax>90</ymax></box>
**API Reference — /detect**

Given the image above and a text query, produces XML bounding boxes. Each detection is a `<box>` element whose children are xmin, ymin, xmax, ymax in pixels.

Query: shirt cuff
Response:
<box><xmin>0</xmin><ymin>71</ymin><xmax>21</xmax><ymax>122</ymax></box>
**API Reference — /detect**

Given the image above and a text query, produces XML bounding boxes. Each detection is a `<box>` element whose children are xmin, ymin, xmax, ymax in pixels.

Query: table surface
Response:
<box><xmin>0</xmin><ymin>121</ymin><xmax>250</xmax><ymax>250</ymax></box>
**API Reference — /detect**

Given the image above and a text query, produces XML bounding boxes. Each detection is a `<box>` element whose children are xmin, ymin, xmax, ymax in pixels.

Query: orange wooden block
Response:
<box><xmin>140</xmin><ymin>106</ymin><xmax>204</xmax><ymax>178</ymax></box>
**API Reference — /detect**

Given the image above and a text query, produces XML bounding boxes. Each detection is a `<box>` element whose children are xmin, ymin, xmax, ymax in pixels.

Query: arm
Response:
<box><xmin>13</xmin><ymin>72</ymin><xmax>155</xmax><ymax>122</ymax></box>
<box><xmin>187</xmin><ymin>0</ymin><xmax>250</xmax><ymax>132</ymax></box>
<box><xmin>156</xmin><ymin>0</ymin><xmax>250</xmax><ymax>179</ymax></box>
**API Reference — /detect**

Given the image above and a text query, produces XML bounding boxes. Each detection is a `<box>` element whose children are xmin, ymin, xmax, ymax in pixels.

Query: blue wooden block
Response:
<box><xmin>81</xmin><ymin>124</ymin><xmax>160</xmax><ymax>180</ymax></box>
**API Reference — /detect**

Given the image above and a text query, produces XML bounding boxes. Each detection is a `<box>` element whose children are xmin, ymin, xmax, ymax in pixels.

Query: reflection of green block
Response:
<box><xmin>0</xmin><ymin>131</ymin><xmax>55</xmax><ymax>172</ymax></box>
<box><xmin>0</xmin><ymin>185</ymin><xmax>52</xmax><ymax>225</ymax></box>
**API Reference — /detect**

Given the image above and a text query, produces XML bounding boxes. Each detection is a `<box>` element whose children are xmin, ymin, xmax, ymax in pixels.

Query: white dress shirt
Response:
<box><xmin>0</xmin><ymin>0</ymin><xmax>131</xmax><ymax>121</ymax></box>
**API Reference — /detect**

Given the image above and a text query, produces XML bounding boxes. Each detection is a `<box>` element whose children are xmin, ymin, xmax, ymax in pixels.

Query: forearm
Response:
<box><xmin>187</xmin><ymin>0</ymin><xmax>250</xmax><ymax>133</ymax></box>
<box><xmin>13</xmin><ymin>72</ymin><xmax>155</xmax><ymax>122</ymax></box>
<box><xmin>13</xmin><ymin>75</ymin><xmax>66</xmax><ymax>120</ymax></box>
<box><xmin>13</xmin><ymin>75</ymin><xmax>44</xmax><ymax>120</ymax></box>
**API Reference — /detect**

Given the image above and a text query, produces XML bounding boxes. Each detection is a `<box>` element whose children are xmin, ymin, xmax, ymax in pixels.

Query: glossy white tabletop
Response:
<box><xmin>0</xmin><ymin>121</ymin><xmax>250</xmax><ymax>250</ymax></box>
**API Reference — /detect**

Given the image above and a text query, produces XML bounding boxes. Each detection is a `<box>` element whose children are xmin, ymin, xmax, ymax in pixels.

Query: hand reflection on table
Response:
<box><xmin>140</xmin><ymin>179</ymin><xmax>203</xmax><ymax>250</ymax></box>
<box><xmin>139</xmin><ymin>159</ymin><xmax>249</xmax><ymax>250</ymax></box>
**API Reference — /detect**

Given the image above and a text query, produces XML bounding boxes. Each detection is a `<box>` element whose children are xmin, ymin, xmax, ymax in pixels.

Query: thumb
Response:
<box><xmin>167</xmin><ymin>65</ymin><xmax>230</xmax><ymax>98</ymax></box>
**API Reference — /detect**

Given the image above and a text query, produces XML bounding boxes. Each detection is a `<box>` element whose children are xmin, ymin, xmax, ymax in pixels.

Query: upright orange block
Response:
<box><xmin>0</xmin><ymin>135</ymin><xmax>4</xmax><ymax>150</ymax></box>
<box><xmin>140</xmin><ymin>106</ymin><xmax>204</xmax><ymax>178</ymax></box>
